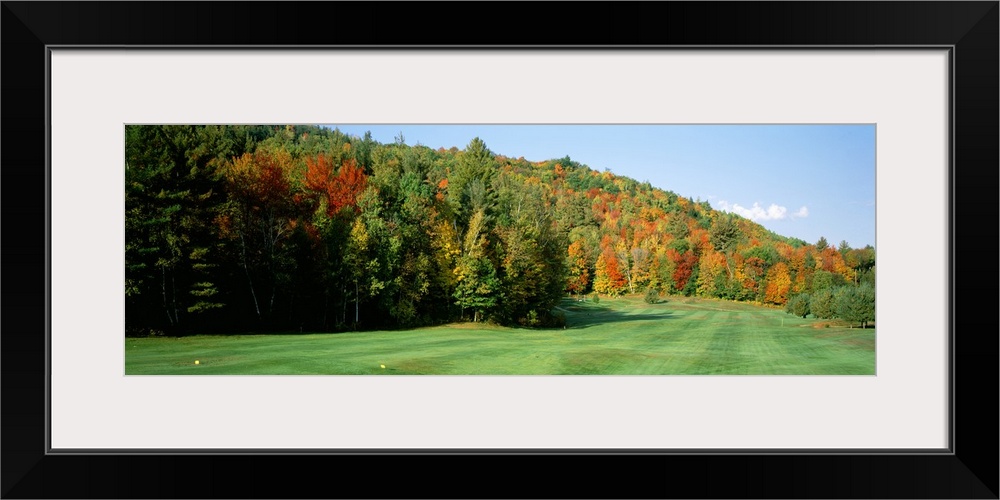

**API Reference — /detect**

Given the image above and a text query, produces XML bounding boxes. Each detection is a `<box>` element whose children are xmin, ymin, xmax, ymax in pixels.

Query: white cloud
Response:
<box><xmin>717</xmin><ymin>201</ymin><xmax>809</xmax><ymax>222</ymax></box>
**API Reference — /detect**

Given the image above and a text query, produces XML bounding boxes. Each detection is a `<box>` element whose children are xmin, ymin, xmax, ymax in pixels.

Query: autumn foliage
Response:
<box><xmin>306</xmin><ymin>155</ymin><xmax>368</xmax><ymax>215</ymax></box>
<box><xmin>125</xmin><ymin>125</ymin><xmax>874</xmax><ymax>336</ymax></box>
<box><xmin>225</xmin><ymin>149</ymin><xmax>293</xmax><ymax>210</ymax></box>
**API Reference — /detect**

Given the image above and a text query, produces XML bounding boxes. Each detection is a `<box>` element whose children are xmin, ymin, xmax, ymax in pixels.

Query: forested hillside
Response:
<box><xmin>125</xmin><ymin>125</ymin><xmax>875</xmax><ymax>335</ymax></box>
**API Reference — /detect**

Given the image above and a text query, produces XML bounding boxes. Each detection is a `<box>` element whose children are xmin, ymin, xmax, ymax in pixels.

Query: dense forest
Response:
<box><xmin>125</xmin><ymin>125</ymin><xmax>875</xmax><ymax>335</ymax></box>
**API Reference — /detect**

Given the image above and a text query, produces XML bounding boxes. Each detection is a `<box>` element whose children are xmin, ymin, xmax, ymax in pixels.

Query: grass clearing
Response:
<box><xmin>125</xmin><ymin>295</ymin><xmax>875</xmax><ymax>375</ymax></box>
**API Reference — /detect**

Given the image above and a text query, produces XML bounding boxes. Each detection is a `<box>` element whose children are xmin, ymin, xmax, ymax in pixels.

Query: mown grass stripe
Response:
<box><xmin>126</xmin><ymin>295</ymin><xmax>875</xmax><ymax>375</ymax></box>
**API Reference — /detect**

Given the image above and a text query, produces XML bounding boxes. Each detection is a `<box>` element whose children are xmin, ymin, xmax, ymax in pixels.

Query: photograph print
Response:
<box><xmin>125</xmin><ymin>124</ymin><xmax>876</xmax><ymax>375</ymax></box>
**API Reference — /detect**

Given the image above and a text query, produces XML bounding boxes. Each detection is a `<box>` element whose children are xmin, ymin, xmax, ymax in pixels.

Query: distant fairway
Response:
<box><xmin>125</xmin><ymin>296</ymin><xmax>875</xmax><ymax>375</ymax></box>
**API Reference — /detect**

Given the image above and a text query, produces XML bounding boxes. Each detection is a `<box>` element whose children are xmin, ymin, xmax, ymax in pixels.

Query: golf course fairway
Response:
<box><xmin>125</xmin><ymin>295</ymin><xmax>875</xmax><ymax>375</ymax></box>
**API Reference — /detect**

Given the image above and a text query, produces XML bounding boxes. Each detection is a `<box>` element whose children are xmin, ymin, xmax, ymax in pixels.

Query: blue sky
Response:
<box><xmin>324</xmin><ymin>124</ymin><xmax>876</xmax><ymax>249</ymax></box>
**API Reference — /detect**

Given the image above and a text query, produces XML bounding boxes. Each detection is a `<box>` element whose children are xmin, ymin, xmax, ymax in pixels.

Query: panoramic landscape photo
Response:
<box><xmin>124</xmin><ymin>124</ymin><xmax>876</xmax><ymax>375</ymax></box>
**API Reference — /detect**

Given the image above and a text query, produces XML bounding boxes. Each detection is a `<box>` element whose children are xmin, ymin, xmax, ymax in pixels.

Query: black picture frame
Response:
<box><xmin>2</xmin><ymin>2</ymin><xmax>996</xmax><ymax>498</ymax></box>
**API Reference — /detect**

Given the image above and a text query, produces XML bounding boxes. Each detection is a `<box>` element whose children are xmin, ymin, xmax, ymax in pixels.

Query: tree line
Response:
<box><xmin>785</xmin><ymin>282</ymin><xmax>875</xmax><ymax>328</ymax></box>
<box><xmin>125</xmin><ymin>125</ymin><xmax>875</xmax><ymax>335</ymax></box>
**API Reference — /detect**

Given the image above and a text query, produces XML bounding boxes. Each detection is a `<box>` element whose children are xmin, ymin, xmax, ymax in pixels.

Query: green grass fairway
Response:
<box><xmin>125</xmin><ymin>295</ymin><xmax>875</xmax><ymax>375</ymax></box>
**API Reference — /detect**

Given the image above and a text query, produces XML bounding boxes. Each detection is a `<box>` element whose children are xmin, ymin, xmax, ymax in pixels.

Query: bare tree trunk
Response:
<box><xmin>239</xmin><ymin>233</ymin><xmax>262</xmax><ymax>320</ymax></box>
<box><xmin>171</xmin><ymin>271</ymin><xmax>179</xmax><ymax>325</ymax></box>
<box><xmin>161</xmin><ymin>266</ymin><xmax>175</xmax><ymax>326</ymax></box>
<box><xmin>267</xmin><ymin>216</ymin><xmax>278</xmax><ymax>319</ymax></box>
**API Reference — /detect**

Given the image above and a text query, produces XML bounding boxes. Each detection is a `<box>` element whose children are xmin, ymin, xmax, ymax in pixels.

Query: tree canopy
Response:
<box><xmin>125</xmin><ymin>125</ymin><xmax>875</xmax><ymax>335</ymax></box>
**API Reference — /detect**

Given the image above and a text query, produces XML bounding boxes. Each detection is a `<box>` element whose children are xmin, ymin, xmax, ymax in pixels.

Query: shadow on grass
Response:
<box><xmin>137</xmin><ymin>301</ymin><xmax>679</xmax><ymax>337</ymax></box>
<box><xmin>142</xmin><ymin>327</ymin><xmax>376</xmax><ymax>338</ymax></box>
<box><xmin>559</xmin><ymin>305</ymin><xmax>675</xmax><ymax>329</ymax></box>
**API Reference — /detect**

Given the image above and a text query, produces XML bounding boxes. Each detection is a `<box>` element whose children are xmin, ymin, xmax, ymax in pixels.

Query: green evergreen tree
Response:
<box><xmin>809</xmin><ymin>288</ymin><xmax>836</xmax><ymax>319</ymax></box>
<box><xmin>786</xmin><ymin>293</ymin><xmax>810</xmax><ymax>318</ymax></box>
<box><xmin>835</xmin><ymin>283</ymin><xmax>875</xmax><ymax>328</ymax></box>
